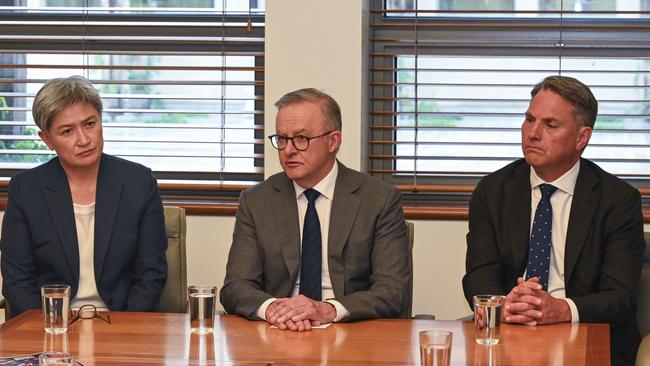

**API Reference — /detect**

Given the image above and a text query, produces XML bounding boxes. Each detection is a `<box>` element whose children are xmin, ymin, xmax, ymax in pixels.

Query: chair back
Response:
<box><xmin>0</xmin><ymin>298</ymin><xmax>10</xmax><ymax>322</ymax></box>
<box><xmin>406</xmin><ymin>220</ymin><xmax>414</xmax><ymax>318</ymax></box>
<box><xmin>636</xmin><ymin>233</ymin><xmax>650</xmax><ymax>365</ymax></box>
<box><xmin>157</xmin><ymin>206</ymin><xmax>188</xmax><ymax>313</ymax></box>
<box><xmin>638</xmin><ymin>232</ymin><xmax>650</xmax><ymax>337</ymax></box>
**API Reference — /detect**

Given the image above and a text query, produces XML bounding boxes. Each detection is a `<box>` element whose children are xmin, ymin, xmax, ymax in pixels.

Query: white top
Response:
<box><xmin>257</xmin><ymin>162</ymin><xmax>350</xmax><ymax>322</ymax></box>
<box><xmin>70</xmin><ymin>203</ymin><xmax>108</xmax><ymax>311</ymax></box>
<box><xmin>528</xmin><ymin>160</ymin><xmax>580</xmax><ymax>323</ymax></box>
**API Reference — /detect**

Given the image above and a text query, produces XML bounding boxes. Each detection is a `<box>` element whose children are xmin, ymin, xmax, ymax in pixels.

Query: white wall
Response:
<box><xmin>265</xmin><ymin>0</ymin><xmax>367</xmax><ymax>174</ymax></box>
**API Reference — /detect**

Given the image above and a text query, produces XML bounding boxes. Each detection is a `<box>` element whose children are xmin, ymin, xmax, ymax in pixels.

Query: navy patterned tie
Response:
<box><xmin>526</xmin><ymin>183</ymin><xmax>558</xmax><ymax>291</ymax></box>
<box><xmin>299</xmin><ymin>188</ymin><xmax>322</xmax><ymax>301</ymax></box>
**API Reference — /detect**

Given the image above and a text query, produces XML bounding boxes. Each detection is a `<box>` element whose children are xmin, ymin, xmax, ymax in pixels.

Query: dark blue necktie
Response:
<box><xmin>526</xmin><ymin>183</ymin><xmax>558</xmax><ymax>291</ymax></box>
<box><xmin>299</xmin><ymin>188</ymin><xmax>322</xmax><ymax>301</ymax></box>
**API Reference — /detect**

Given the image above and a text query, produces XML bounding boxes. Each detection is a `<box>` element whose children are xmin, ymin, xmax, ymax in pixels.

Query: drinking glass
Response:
<box><xmin>473</xmin><ymin>295</ymin><xmax>505</xmax><ymax>345</ymax></box>
<box><xmin>419</xmin><ymin>330</ymin><xmax>452</xmax><ymax>366</ymax></box>
<box><xmin>41</xmin><ymin>285</ymin><xmax>71</xmax><ymax>334</ymax></box>
<box><xmin>188</xmin><ymin>285</ymin><xmax>217</xmax><ymax>334</ymax></box>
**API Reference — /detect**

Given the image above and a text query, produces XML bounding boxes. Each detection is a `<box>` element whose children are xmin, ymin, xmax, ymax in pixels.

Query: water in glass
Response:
<box><xmin>420</xmin><ymin>344</ymin><xmax>451</xmax><ymax>366</ymax></box>
<box><xmin>42</xmin><ymin>292</ymin><xmax>69</xmax><ymax>334</ymax></box>
<box><xmin>473</xmin><ymin>295</ymin><xmax>504</xmax><ymax>345</ymax></box>
<box><xmin>189</xmin><ymin>292</ymin><xmax>215</xmax><ymax>334</ymax></box>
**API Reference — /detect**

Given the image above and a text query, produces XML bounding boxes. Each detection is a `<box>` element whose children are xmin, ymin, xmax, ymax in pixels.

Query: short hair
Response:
<box><xmin>32</xmin><ymin>75</ymin><xmax>103</xmax><ymax>132</ymax></box>
<box><xmin>530</xmin><ymin>75</ymin><xmax>598</xmax><ymax>128</ymax></box>
<box><xmin>274</xmin><ymin>88</ymin><xmax>342</xmax><ymax>131</ymax></box>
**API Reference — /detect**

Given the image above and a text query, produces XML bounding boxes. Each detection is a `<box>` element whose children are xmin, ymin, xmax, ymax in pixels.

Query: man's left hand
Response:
<box><xmin>529</xmin><ymin>289</ymin><xmax>572</xmax><ymax>325</ymax></box>
<box><xmin>504</xmin><ymin>277</ymin><xmax>572</xmax><ymax>325</ymax></box>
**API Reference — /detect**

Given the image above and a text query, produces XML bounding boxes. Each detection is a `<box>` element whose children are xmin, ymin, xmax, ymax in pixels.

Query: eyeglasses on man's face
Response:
<box><xmin>68</xmin><ymin>304</ymin><xmax>111</xmax><ymax>325</ymax></box>
<box><xmin>268</xmin><ymin>130</ymin><xmax>335</xmax><ymax>151</ymax></box>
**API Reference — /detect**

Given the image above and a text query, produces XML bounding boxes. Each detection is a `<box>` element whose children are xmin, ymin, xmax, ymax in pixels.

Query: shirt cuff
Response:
<box><xmin>256</xmin><ymin>298</ymin><xmax>277</xmax><ymax>321</ymax></box>
<box><xmin>564</xmin><ymin>298</ymin><xmax>579</xmax><ymax>323</ymax></box>
<box><xmin>325</xmin><ymin>299</ymin><xmax>349</xmax><ymax>322</ymax></box>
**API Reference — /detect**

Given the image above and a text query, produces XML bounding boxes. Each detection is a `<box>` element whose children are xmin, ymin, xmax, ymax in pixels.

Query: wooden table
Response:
<box><xmin>0</xmin><ymin>310</ymin><xmax>610</xmax><ymax>365</ymax></box>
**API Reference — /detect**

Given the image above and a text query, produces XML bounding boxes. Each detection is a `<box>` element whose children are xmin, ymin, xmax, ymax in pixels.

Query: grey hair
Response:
<box><xmin>531</xmin><ymin>75</ymin><xmax>598</xmax><ymax>128</ymax></box>
<box><xmin>274</xmin><ymin>88</ymin><xmax>342</xmax><ymax>131</ymax></box>
<box><xmin>32</xmin><ymin>75</ymin><xmax>103</xmax><ymax>131</ymax></box>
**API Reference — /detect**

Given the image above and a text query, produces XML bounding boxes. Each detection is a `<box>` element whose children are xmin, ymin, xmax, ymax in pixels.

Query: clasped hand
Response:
<box><xmin>265</xmin><ymin>295</ymin><xmax>337</xmax><ymax>331</ymax></box>
<box><xmin>503</xmin><ymin>277</ymin><xmax>571</xmax><ymax>325</ymax></box>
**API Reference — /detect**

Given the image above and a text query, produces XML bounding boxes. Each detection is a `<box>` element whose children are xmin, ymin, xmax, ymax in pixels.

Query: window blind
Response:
<box><xmin>0</xmin><ymin>0</ymin><xmax>265</xmax><ymax>187</ymax></box>
<box><xmin>370</xmin><ymin>0</ymin><xmax>650</xmax><ymax>191</ymax></box>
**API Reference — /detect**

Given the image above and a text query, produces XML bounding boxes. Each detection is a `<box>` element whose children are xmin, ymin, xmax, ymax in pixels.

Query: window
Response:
<box><xmin>370</xmin><ymin>0</ymin><xmax>650</xmax><ymax>195</ymax></box>
<box><xmin>0</xmin><ymin>0</ymin><xmax>265</xmax><ymax>192</ymax></box>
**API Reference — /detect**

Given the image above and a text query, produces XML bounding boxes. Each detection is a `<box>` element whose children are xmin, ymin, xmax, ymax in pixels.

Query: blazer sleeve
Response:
<box><xmin>462</xmin><ymin>179</ymin><xmax>509</xmax><ymax>308</ymax></box>
<box><xmin>334</xmin><ymin>188</ymin><xmax>411</xmax><ymax>321</ymax></box>
<box><xmin>125</xmin><ymin>170</ymin><xmax>168</xmax><ymax>311</ymax></box>
<box><xmin>0</xmin><ymin>177</ymin><xmax>42</xmax><ymax>315</ymax></box>
<box><xmin>570</xmin><ymin>187</ymin><xmax>645</xmax><ymax>325</ymax></box>
<box><xmin>220</xmin><ymin>190</ymin><xmax>274</xmax><ymax>318</ymax></box>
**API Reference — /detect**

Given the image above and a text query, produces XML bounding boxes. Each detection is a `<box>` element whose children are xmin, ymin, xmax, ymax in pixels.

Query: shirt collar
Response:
<box><xmin>293</xmin><ymin>162</ymin><xmax>338</xmax><ymax>201</ymax></box>
<box><xmin>530</xmin><ymin>159</ymin><xmax>580</xmax><ymax>196</ymax></box>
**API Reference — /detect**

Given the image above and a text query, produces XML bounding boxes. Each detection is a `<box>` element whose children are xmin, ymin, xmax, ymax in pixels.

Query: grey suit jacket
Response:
<box><xmin>220</xmin><ymin>162</ymin><xmax>411</xmax><ymax>321</ymax></box>
<box><xmin>463</xmin><ymin>158</ymin><xmax>644</xmax><ymax>366</ymax></box>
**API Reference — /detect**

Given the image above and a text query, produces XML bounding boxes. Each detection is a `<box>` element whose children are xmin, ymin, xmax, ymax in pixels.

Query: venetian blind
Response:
<box><xmin>369</xmin><ymin>0</ymin><xmax>650</xmax><ymax>193</ymax></box>
<box><xmin>0</xmin><ymin>0</ymin><xmax>265</xmax><ymax>189</ymax></box>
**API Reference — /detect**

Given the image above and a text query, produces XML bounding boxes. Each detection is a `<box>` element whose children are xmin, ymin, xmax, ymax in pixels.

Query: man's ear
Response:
<box><xmin>576</xmin><ymin>126</ymin><xmax>592</xmax><ymax>152</ymax></box>
<box><xmin>328</xmin><ymin>130</ymin><xmax>341</xmax><ymax>153</ymax></box>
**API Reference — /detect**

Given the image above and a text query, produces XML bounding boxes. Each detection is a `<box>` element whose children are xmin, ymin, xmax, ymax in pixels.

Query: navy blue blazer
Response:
<box><xmin>463</xmin><ymin>158</ymin><xmax>645</xmax><ymax>366</ymax></box>
<box><xmin>1</xmin><ymin>154</ymin><xmax>168</xmax><ymax>316</ymax></box>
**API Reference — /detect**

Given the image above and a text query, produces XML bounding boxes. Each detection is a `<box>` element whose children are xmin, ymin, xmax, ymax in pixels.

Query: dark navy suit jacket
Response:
<box><xmin>1</xmin><ymin>154</ymin><xmax>168</xmax><ymax>316</ymax></box>
<box><xmin>463</xmin><ymin>158</ymin><xmax>645</xmax><ymax>366</ymax></box>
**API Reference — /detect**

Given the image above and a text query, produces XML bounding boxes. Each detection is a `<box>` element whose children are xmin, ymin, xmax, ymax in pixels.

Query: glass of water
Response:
<box><xmin>187</xmin><ymin>285</ymin><xmax>217</xmax><ymax>335</ymax></box>
<box><xmin>41</xmin><ymin>284</ymin><xmax>71</xmax><ymax>334</ymax></box>
<box><xmin>419</xmin><ymin>330</ymin><xmax>452</xmax><ymax>366</ymax></box>
<box><xmin>473</xmin><ymin>295</ymin><xmax>505</xmax><ymax>345</ymax></box>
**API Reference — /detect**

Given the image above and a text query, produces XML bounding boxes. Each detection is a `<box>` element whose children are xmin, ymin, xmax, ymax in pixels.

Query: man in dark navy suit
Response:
<box><xmin>463</xmin><ymin>76</ymin><xmax>644</xmax><ymax>366</ymax></box>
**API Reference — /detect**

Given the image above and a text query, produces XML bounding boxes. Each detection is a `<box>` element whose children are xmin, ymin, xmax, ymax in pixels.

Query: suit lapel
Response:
<box><xmin>564</xmin><ymin>159</ymin><xmax>599</xmax><ymax>283</ymax></box>
<box><xmin>94</xmin><ymin>155</ymin><xmax>124</xmax><ymax>279</ymax></box>
<box><xmin>42</xmin><ymin>159</ymin><xmax>80</xmax><ymax>285</ymax></box>
<box><xmin>503</xmin><ymin>161</ymin><xmax>532</xmax><ymax>277</ymax></box>
<box><xmin>271</xmin><ymin>175</ymin><xmax>301</xmax><ymax>285</ymax></box>
<box><xmin>328</xmin><ymin>163</ymin><xmax>361</xmax><ymax>296</ymax></box>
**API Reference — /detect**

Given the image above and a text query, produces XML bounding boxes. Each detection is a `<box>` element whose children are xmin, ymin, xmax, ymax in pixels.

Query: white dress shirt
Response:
<box><xmin>256</xmin><ymin>162</ymin><xmax>350</xmax><ymax>322</ymax></box>
<box><xmin>528</xmin><ymin>160</ymin><xmax>580</xmax><ymax>323</ymax></box>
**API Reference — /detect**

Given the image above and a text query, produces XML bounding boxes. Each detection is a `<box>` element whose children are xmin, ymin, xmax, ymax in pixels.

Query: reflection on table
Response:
<box><xmin>0</xmin><ymin>310</ymin><xmax>609</xmax><ymax>365</ymax></box>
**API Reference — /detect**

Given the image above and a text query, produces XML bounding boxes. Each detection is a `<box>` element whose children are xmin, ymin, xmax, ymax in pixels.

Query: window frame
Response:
<box><xmin>369</xmin><ymin>1</ymin><xmax>650</xmax><ymax>196</ymax></box>
<box><xmin>0</xmin><ymin>7</ymin><xmax>265</xmax><ymax>203</ymax></box>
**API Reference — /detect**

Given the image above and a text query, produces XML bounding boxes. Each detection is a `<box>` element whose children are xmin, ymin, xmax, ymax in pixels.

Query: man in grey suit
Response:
<box><xmin>463</xmin><ymin>76</ymin><xmax>644</xmax><ymax>365</ymax></box>
<box><xmin>220</xmin><ymin>88</ymin><xmax>410</xmax><ymax>331</ymax></box>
